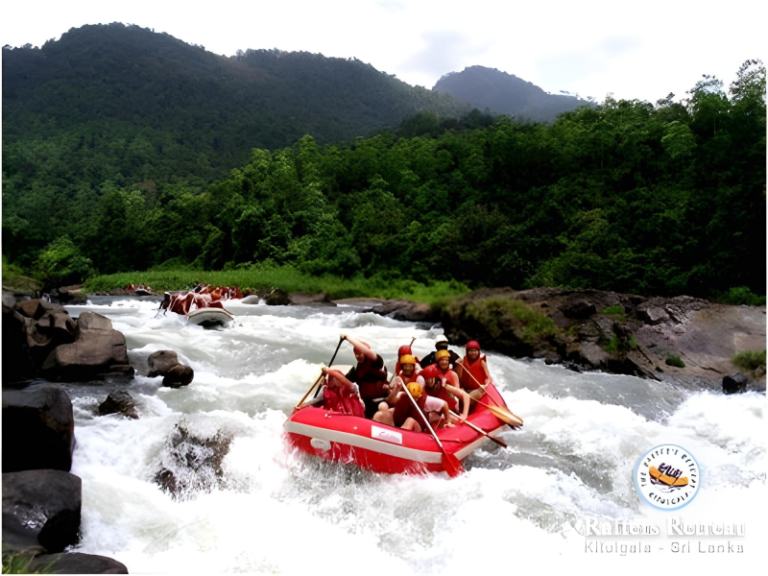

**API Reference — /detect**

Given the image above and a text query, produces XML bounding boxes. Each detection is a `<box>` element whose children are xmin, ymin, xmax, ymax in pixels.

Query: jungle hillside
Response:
<box><xmin>2</xmin><ymin>24</ymin><xmax>765</xmax><ymax>303</ymax></box>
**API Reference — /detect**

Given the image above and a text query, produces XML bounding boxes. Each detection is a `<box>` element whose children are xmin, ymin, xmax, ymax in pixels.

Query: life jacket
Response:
<box><xmin>323</xmin><ymin>385</ymin><xmax>365</xmax><ymax>417</ymax></box>
<box><xmin>349</xmin><ymin>356</ymin><xmax>388</xmax><ymax>399</ymax></box>
<box><xmin>459</xmin><ymin>354</ymin><xmax>488</xmax><ymax>391</ymax></box>
<box><xmin>169</xmin><ymin>293</ymin><xmax>195</xmax><ymax>315</ymax></box>
<box><xmin>402</xmin><ymin>393</ymin><xmax>429</xmax><ymax>430</ymax></box>
<box><xmin>424</xmin><ymin>379</ymin><xmax>458</xmax><ymax>412</ymax></box>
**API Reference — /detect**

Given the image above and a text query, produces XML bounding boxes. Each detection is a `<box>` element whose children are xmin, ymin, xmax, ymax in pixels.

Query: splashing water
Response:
<box><xmin>61</xmin><ymin>297</ymin><xmax>766</xmax><ymax>573</ymax></box>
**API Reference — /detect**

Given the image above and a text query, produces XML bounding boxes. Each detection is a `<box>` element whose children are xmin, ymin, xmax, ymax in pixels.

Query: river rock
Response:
<box><xmin>241</xmin><ymin>295</ymin><xmax>263</xmax><ymax>305</ymax></box>
<box><xmin>265</xmin><ymin>288</ymin><xmax>290</xmax><ymax>306</ymax></box>
<box><xmin>2</xmin><ymin>384</ymin><xmax>75</xmax><ymax>473</ymax></box>
<box><xmin>28</xmin><ymin>552</ymin><xmax>128</xmax><ymax>574</ymax></box>
<box><xmin>2</xmin><ymin>304</ymin><xmax>37</xmax><ymax>385</ymax></box>
<box><xmin>98</xmin><ymin>391</ymin><xmax>139</xmax><ymax>419</ymax></box>
<box><xmin>147</xmin><ymin>350</ymin><xmax>180</xmax><ymax>377</ymax></box>
<box><xmin>76</xmin><ymin>311</ymin><xmax>114</xmax><ymax>334</ymax></box>
<box><xmin>2</xmin><ymin>469</ymin><xmax>81</xmax><ymax>553</ymax></box>
<box><xmin>29</xmin><ymin>552</ymin><xmax>128</xmax><ymax>574</ymax></box>
<box><xmin>162</xmin><ymin>364</ymin><xmax>194</xmax><ymax>388</ymax></box>
<box><xmin>288</xmin><ymin>292</ymin><xmax>336</xmax><ymax>307</ymax></box>
<box><xmin>2</xmin><ymin>509</ymin><xmax>47</xmax><ymax>556</ymax></box>
<box><xmin>15</xmin><ymin>299</ymin><xmax>66</xmax><ymax>321</ymax></box>
<box><xmin>561</xmin><ymin>300</ymin><xmax>596</xmax><ymax>319</ymax></box>
<box><xmin>372</xmin><ymin>299</ymin><xmax>437</xmax><ymax>322</ymax></box>
<box><xmin>722</xmin><ymin>373</ymin><xmax>748</xmax><ymax>395</ymax></box>
<box><xmin>41</xmin><ymin>312</ymin><xmax>132</xmax><ymax>382</ymax></box>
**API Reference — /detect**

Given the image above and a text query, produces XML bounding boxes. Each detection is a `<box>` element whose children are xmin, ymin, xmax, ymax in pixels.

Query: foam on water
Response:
<box><xmin>62</xmin><ymin>298</ymin><xmax>765</xmax><ymax>572</ymax></box>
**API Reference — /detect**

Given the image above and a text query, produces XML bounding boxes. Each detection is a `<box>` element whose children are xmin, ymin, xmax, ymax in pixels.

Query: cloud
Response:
<box><xmin>400</xmin><ymin>29</ymin><xmax>491</xmax><ymax>79</ymax></box>
<box><xmin>376</xmin><ymin>0</ymin><xmax>407</xmax><ymax>12</ymax></box>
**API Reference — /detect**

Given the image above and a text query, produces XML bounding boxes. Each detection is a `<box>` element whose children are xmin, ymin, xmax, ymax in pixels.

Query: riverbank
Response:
<box><xmin>81</xmin><ymin>269</ymin><xmax>468</xmax><ymax>308</ymax></box>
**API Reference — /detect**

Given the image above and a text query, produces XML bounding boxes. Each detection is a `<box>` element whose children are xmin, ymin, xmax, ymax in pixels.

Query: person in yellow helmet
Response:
<box><xmin>373</xmin><ymin>354</ymin><xmax>423</xmax><ymax>427</ymax></box>
<box><xmin>400</xmin><ymin>380</ymin><xmax>453</xmax><ymax>432</ymax></box>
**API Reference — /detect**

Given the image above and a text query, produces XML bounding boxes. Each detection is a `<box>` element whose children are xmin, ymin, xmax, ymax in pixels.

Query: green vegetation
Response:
<box><xmin>721</xmin><ymin>287</ymin><xmax>766</xmax><ymax>306</ymax></box>
<box><xmin>602</xmin><ymin>305</ymin><xmax>626</xmax><ymax>323</ymax></box>
<box><xmin>1</xmin><ymin>552</ymin><xmax>54</xmax><ymax>574</ymax></box>
<box><xmin>2</xmin><ymin>27</ymin><xmax>765</xmax><ymax>302</ymax></box>
<box><xmin>666</xmin><ymin>354</ymin><xmax>686</xmax><ymax>368</ymax></box>
<box><xmin>603</xmin><ymin>334</ymin><xmax>621</xmax><ymax>354</ymax></box>
<box><xmin>732</xmin><ymin>350</ymin><xmax>766</xmax><ymax>372</ymax></box>
<box><xmin>464</xmin><ymin>298</ymin><xmax>558</xmax><ymax>344</ymax></box>
<box><xmin>83</xmin><ymin>267</ymin><xmax>468</xmax><ymax>306</ymax></box>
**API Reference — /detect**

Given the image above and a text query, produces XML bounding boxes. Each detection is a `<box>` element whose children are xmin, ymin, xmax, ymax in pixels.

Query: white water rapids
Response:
<box><xmin>57</xmin><ymin>297</ymin><xmax>765</xmax><ymax>573</ymax></box>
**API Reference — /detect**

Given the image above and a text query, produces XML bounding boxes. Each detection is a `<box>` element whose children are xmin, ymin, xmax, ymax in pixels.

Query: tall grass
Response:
<box><xmin>83</xmin><ymin>267</ymin><xmax>469</xmax><ymax>306</ymax></box>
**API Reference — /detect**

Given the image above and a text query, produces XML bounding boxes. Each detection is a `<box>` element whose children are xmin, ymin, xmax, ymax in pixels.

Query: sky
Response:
<box><xmin>1</xmin><ymin>0</ymin><xmax>764</xmax><ymax>104</ymax></box>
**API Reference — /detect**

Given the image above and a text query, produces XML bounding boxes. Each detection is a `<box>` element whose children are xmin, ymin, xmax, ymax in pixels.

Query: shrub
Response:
<box><xmin>34</xmin><ymin>236</ymin><xmax>96</xmax><ymax>288</ymax></box>
<box><xmin>732</xmin><ymin>350</ymin><xmax>766</xmax><ymax>372</ymax></box>
<box><xmin>722</xmin><ymin>287</ymin><xmax>766</xmax><ymax>306</ymax></box>
<box><xmin>464</xmin><ymin>297</ymin><xmax>558</xmax><ymax>344</ymax></box>
<box><xmin>665</xmin><ymin>354</ymin><xmax>685</xmax><ymax>368</ymax></box>
<box><xmin>602</xmin><ymin>304</ymin><xmax>626</xmax><ymax>323</ymax></box>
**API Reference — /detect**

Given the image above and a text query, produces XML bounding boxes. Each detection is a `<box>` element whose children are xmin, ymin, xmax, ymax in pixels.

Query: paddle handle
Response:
<box><xmin>450</xmin><ymin>411</ymin><xmax>508</xmax><ymax>448</ymax></box>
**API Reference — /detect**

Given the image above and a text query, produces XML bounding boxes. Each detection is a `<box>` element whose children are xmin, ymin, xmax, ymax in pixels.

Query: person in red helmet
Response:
<box><xmin>319</xmin><ymin>366</ymin><xmax>365</xmax><ymax>417</ymax></box>
<box><xmin>394</xmin><ymin>344</ymin><xmax>421</xmax><ymax>374</ymax></box>
<box><xmin>341</xmin><ymin>333</ymin><xmax>388</xmax><ymax>419</ymax></box>
<box><xmin>456</xmin><ymin>340</ymin><xmax>492</xmax><ymax>404</ymax></box>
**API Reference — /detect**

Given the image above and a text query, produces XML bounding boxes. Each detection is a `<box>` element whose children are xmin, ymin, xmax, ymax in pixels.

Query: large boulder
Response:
<box><xmin>2</xmin><ymin>302</ymin><xmax>36</xmax><ymax>385</ymax></box>
<box><xmin>372</xmin><ymin>299</ymin><xmax>438</xmax><ymax>322</ymax></box>
<box><xmin>2</xmin><ymin>384</ymin><xmax>75</xmax><ymax>473</ymax></box>
<box><xmin>41</xmin><ymin>312</ymin><xmax>133</xmax><ymax>382</ymax></box>
<box><xmin>2</xmin><ymin>470</ymin><xmax>81</xmax><ymax>553</ymax></box>
<box><xmin>28</xmin><ymin>552</ymin><xmax>128</xmax><ymax>574</ymax></box>
<box><xmin>147</xmin><ymin>350</ymin><xmax>179</xmax><ymax>377</ymax></box>
<box><xmin>98</xmin><ymin>391</ymin><xmax>139</xmax><ymax>419</ymax></box>
<box><xmin>722</xmin><ymin>373</ymin><xmax>748</xmax><ymax>395</ymax></box>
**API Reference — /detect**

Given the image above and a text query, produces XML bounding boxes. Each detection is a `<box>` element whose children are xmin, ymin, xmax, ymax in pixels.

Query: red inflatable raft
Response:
<box><xmin>283</xmin><ymin>384</ymin><xmax>511</xmax><ymax>475</ymax></box>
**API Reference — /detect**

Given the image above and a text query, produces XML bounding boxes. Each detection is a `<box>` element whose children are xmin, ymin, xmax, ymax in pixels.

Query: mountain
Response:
<box><xmin>2</xmin><ymin>23</ymin><xmax>470</xmax><ymax>187</ymax></box>
<box><xmin>433</xmin><ymin>65</ymin><xmax>588</xmax><ymax>122</ymax></box>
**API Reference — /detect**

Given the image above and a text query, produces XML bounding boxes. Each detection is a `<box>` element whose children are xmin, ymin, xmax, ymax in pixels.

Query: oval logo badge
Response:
<box><xmin>634</xmin><ymin>444</ymin><xmax>701</xmax><ymax>511</ymax></box>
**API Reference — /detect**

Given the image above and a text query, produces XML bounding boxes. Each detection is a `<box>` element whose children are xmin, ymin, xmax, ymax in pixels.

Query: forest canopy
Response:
<box><xmin>2</xmin><ymin>29</ymin><xmax>765</xmax><ymax>300</ymax></box>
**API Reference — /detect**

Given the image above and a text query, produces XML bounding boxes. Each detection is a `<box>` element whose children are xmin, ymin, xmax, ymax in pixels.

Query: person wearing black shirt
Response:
<box><xmin>420</xmin><ymin>335</ymin><xmax>461</xmax><ymax>369</ymax></box>
<box><xmin>341</xmin><ymin>333</ymin><xmax>389</xmax><ymax>419</ymax></box>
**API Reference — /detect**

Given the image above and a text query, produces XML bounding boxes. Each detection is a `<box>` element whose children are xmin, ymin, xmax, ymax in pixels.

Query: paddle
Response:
<box><xmin>401</xmin><ymin>383</ymin><xmax>464</xmax><ymax>478</ymax></box>
<box><xmin>449</xmin><ymin>411</ymin><xmax>508</xmax><ymax>448</ymax></box>
<box><xmin>460</xmin><ymin>367</ymin><xmax>524</xmax><ymax>428</ymax></box>
<box><xmin>296</xmin><ymin>337</ymin><xmax>345</xmax><ymax>408</ymax></box>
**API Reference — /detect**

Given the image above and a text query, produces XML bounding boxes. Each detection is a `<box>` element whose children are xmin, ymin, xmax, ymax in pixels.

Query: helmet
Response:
<box><xmin>435</xmin><ymin>350</ymin><xmax>451</xmax><ymax>360</ymax></box>
<box><xmin>407</xmin><ymin>381</ymin><xmax>423</xmax><ymax>398</ymax></box>
<box><xmin>420</xmin><ymin>365</ymin><xmax>440</xmax><ymax>380</ymax></box>
<box><xmin>398</xmin><ymin>345</ymin><xmax>412</xmax><ymax>357</ymax></box>
<box><xmin>435</xmin><ymin>335</ymin><xmax>448</xmax><ymax>345</ymax></box>
<box><xmin>400</xmin><ymin>354</ymin><xmax>416</xmax><ymax>366</ymax></box>
<box><xmin>466</xmin><ymin>340</ymin><xmax>481</xmax><ymax>350</ymax></box>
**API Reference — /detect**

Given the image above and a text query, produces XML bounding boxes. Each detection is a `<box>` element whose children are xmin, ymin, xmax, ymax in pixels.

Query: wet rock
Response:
<box><xmin>2</xmin><ymin>510</ymin><xmax>47</xmax><ymax>556</ymax></box>
<box><xmin>373</xmin><ymin>300</ymin><xmax>437</xmax><ymax>322</ymax></box>
<box><xmin>147</xmin><ymin>350</ymin><xmax>180</xmax><ymax>377</ymax></box>
<box><xmin>722</xmin><ymin>373</ymin><xmax>748</xmax><ymax>395</ymax></box>
<box><xmin>569</xmin><ymin>341</ymin><xmax>610</xmax><ymax>370</ymax></box>
<box><xmin>2</xmin><ymin>469</ymin><xmax>81</xmax><ymax>553</ymax></box>
<box><xmin>2</xmin><ymin>303</ymin><xmax>37</xmax><ymax>385</ymax></box>
<box><xmin>561</xmin><ymin>300</ymin><xmax>596</xmax><ymax>319</ymax></box>
<box><xmin>288</xmin><ymin>292</ymin><xmax>336</xmax><ymax>307</ymax></box>
<box><xmin>162</xmin><ymin>365</ymin><xmax>194</xmax><ymax>388</ymax></box>
<box><xmin>98</xmin><ymin>391</ymin><xmax>139</xmax><ymax>419</ymax></box>
<box><xmin>153</xmin><ymin>425</ymin><xmax>232</xmax><ymax>498</ymax></box>
<box><xmin>265</xmin><ymin>288</ymin><xmax>290</xmax><ymax>306</ymax></box>
<box><xmin>75</xmin><ymin>311</ymin><xmax>114</xmax><ymax>334</ymax></box>
<box><xmin>28</xmin><ymin>552</ymin><xmax>128</xmax><ymax>574</ymax></box>
<box><xmin>2</xmin><ymin>384</ymin><xmax>75</xmax><ymax>473</ymax></box>
<box><xmin>41</xmin><ymin>328</ymin><xmax>130</xmax><ymax>382</ymax></box>
<box><xmin>241</xmin><ymin>295</ymin><xmax>263</xmax><ymax>305</ymax></box>
<box><xmin>15</xmin><ymin>299</ymin><xmax>66</xmax><ymax>321</ymax></box>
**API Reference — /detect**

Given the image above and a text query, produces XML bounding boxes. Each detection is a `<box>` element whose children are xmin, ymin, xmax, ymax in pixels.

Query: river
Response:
<box><xmin>58</xmin><ymin>297</ymin><xmax>765</xmax><ymax>573</ymax></box>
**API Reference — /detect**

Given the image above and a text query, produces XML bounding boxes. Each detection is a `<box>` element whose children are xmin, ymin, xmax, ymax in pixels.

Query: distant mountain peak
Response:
<box><xmin>433</xmin><ymin>65</ymin><xmax>588</xmax><ymax>122</ymax></box>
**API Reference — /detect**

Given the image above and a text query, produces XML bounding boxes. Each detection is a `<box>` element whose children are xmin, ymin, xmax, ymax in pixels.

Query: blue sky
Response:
<box><xmin>2</xmin><ymin>0</ymin><xmax>763</xmax><ymax>104</ymax></box>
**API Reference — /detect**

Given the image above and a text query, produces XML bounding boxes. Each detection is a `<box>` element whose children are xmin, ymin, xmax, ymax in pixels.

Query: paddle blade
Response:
<box><xmin>442</xmin><ymin>453</ymin><xmax>465</xmax><ymax>478</ymax></box>
<box><xmin>488</xmin><ymin>405</ymin><xmax>524</xmax><ymax>427</ymax></box>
